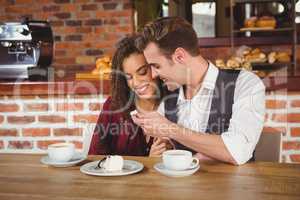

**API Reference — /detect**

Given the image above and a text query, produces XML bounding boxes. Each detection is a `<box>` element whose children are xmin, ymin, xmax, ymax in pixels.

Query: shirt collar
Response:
<box><xmin>202</xmin><ymin>61</ymin><xmax>219</xmax><ymax>90</ymax></box>
<box><xmin>177</xmin><ymin>61</ymin><xmax>219</xmax><ymax>103</ymax></box>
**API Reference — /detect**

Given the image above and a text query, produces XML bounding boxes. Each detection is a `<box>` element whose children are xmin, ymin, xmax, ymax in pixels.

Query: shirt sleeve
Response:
<box><xmin>221</xmin><ymin>70</ymin><xmax>266</xmax><ymax>165</ymax></box>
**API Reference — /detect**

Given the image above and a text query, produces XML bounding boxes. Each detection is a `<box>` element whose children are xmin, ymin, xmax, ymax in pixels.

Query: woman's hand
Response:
<box><xmin>149</xmin><ymin>137</ymin><xmax>174</xmax><ymax>157</ymax></box>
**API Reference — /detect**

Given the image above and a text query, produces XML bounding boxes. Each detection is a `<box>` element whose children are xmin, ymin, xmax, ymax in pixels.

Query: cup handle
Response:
<box><xmin>190</xmin><ymin>157</ymin><xmax>199</xmax><ymax>169</ymax></box>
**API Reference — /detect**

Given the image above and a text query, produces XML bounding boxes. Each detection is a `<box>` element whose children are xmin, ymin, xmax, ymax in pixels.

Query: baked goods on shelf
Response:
<box><xmin>267</xmin><ymin>51</ymin><xmax>291</xmax><ymax>64</ymax></box>
<box><xmin>91</xmin><ymin>55</ymin><xmax>112</xmax><ymax>79</ymax></box>
<box><xmin>256</xmin><ymin>16</ymin><xmax>276</xmax><ymax>29</ymax></box>
<box><xmin>214</xmin><ymin>47</ymin><xmax>291</xmax><ymax>71</ymax></box>
<box><xmin>244</xmin><ymin>17</ymin><xmax>257</xmax><ymax>28</ymax></box>
<box><xmin>215</xmin><ymin>57</ymin><xmax>251</xmax><ymax>71</ymax></box>
<box><xmin>276</xmin><ymin>52</ymin><xmax>291</xmax><ymax>63</ymax></box>
<box><xmin>226</xmin><ymin>58</ymin><xmax>240</xmax><ymax>69</ymax></box>
<box><xmin>75</xmin><ymin>55</ymin><xmax>112</xmax><ymax>80</ymax></box>
<box><xmin>215</xmin><ymin>59</ymin><xmax>226</xmax><ymax>68</ymax></box>
<box><xmin>244</xmin><ymin>48</ymin><xmax>267</xmax><ymax>63</ymax></box>
<box><xmin>268</xmin><ymin>52</ymin><xmax>277</xmax><ymax>64</ymax></box>
<box><xmin>242</xmin><ymin>16</ymin><xmax>276</xmax><ymax>30</ymax></box>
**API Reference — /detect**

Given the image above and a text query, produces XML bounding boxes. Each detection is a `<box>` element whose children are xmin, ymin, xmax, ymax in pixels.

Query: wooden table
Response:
<box><xmin>0</xmin><ymin>154</ymin><xmax>300</xmax><ymax>200</ymax></box>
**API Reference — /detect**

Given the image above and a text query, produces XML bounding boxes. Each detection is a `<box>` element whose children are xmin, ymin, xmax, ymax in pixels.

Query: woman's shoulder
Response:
<box><xmin>102</xmin><ymin>96</ymin><xmax>113</xmax><ymax>110</ymax></box>
<box><xmin>100</xmin><ymin>96</ymin><xmax>126</xmax><ymax>120</ymax></box>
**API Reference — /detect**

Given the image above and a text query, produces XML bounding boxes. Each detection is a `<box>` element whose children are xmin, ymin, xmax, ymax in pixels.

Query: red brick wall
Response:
<box><xmin>0</xmin><ymin>93</ymin><xmax>300</xmax><ymax>163</ymax></box>
<box><xmin>264</xmin><ymin>91</ymin><xmax>300</xmax><ymax>163</ymax></box>
<box><xmin>0</xmin><ymin>0</ymin><xmax>134</xmax><ymax>80</ymax></box>
<box><xmin>0</xmin><ymin>94</ymin><xmax>106</xmax><ymax>153</ymax></box>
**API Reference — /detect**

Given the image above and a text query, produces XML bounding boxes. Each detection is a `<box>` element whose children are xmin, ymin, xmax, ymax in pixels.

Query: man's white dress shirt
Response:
<box><xmin>158</xmin><ymin>63</ymin><xmax>265</xmax><ymax>165</ymax></box>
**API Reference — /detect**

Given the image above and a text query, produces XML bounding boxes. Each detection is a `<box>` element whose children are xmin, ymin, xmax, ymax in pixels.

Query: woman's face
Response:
<box><xmin>122</xmin><ymin>53</ymin><xmax>158</xmax><ymax>99</ymax></box>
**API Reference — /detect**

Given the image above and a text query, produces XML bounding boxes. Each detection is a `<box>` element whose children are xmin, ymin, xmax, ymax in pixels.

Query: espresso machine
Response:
<box><xmin>0</xmin><ymin>20</ymin><xmax>53</xmax><ymax>81</ymax></box>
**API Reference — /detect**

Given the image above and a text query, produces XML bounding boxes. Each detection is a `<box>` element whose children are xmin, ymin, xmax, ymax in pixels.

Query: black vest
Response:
<box><xmin>164</xmin><ymin>69</ymin><xmax>245</xmax><ymax>155</ymax></box>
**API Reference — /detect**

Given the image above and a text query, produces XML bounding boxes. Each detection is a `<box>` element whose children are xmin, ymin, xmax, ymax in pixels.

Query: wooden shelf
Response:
<box><xmin>198</xmin><ymin>36</ymin><xmax>300</xmax><ymax>48</ymax></box>
<box><xmin>198</xmin><ymin>36</ymin><xmax>296</xmax><ymax>47</ymax></box>
<box><xmin>75</xmin><ymin>72</ymin><xmax>111</xmax><ymax>81</ymax></box>
<box><xmin>252</xmin><ymin>62</ymin><xmax>293</xmax><ymax>71</ymax></box>
<box><xmin>234</xmin><ymin>27</ymin><xmax>294</xmax><ymax>33</ymax></box>
<box><xmin>0</xmin><ymin>80</ymin><xmax>111</xmax><ymax>96</ymax></box>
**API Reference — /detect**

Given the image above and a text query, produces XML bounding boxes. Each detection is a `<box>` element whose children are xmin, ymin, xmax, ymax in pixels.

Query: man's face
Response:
<box><xmin>143</xmin><ymin>42</ymin><xmax>183</xmax><ymax>91</ymax></box>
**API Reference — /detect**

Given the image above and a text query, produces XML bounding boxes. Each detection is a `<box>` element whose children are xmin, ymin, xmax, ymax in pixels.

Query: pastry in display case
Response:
<box><xmin>255</xmin><ymin>16</ymin><xmax>276</xmax><ymax>29</ymax></box>
<box><xmin>244</xmin><ymin>16</ymin><xmax>257</xmax><ymax>28</ymax></box>
<box><xmin>242</xmin><ymin>16</ymin><xmax>277</xmax><ymax>31</ymax></box>
<box><xmin>214</xmin><ymin>46</ymin><xmax>291</xmax><ymax>76</ymax></box>
<box><xmin>244</xmin><ymin>48</ymin><xmax>267</xmax><ymax>63</ymax></box>
<box><xmin>92</xmin><ymin>55</ymin><xmax>112</xmax><ymax>77</ymax></box>
<box><xmin>76</xmin><ymin>55</ymin><xmax>112</xmax><ymax>80</ymax></box>
<box><xmin>230</xmin><ymin>0</ymin><xmax>297</xmax><ymax>76</ymax></box>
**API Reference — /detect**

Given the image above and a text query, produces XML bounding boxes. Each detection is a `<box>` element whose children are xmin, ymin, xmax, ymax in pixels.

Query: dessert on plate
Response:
<box><xmin>98</xmin><ymin>155</ymin><xmax>124</xmax><ymax>171</ymax></box>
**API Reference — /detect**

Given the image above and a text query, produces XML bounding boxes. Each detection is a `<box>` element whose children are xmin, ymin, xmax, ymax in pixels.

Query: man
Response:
<box><xmin>132</xmin><ymin>17</ymin><xmax>265</xmax><ymax>165</ymax></box>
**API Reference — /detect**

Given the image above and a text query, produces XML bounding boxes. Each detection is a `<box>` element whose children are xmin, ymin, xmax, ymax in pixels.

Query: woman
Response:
<box><xmin>89</xmin><ymin>35</ymin><xmax>171</xmax><ymax>156</ymax></box>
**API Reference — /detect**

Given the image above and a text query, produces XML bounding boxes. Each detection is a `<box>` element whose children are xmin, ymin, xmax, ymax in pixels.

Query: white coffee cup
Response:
<box><xmin>48</xmin><ymin>142</ymin><xmax>75</xmax><ymax>162</ymax></box>
<box><xmin>162</xmin><ymin>150</ymin><xmax>199</xmax><ymax>171</ymax></box>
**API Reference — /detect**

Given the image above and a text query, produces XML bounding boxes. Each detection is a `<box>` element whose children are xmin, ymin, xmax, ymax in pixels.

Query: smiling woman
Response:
<box><xmin>89</xmin><ymin>35</ymin><xmax>172</xmax><ymax>157</ymax></box>
<box><xmin>122</xmin><ymin>54</ymin><xmax>156</xmax><ymax>100</ymax></box>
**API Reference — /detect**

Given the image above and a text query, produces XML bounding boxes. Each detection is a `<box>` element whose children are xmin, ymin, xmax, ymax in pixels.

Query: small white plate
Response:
<box><xmin>40</xmin><ymin>152</ymin><xmax>86</xmax><ymax>167</ymax></box>
<box><xmin>154</xmin><ymin>162</ymin><xmax>200</xmax><ymax>177</ymax></box>
<box><xmin>80</xmin><ymin>160</ymin><xmax>144</xmax><ymax>176</ymax></box>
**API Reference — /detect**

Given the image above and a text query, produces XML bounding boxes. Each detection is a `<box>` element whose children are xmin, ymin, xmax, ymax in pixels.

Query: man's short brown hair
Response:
<box><xmin>135</xmin><ymin>17</ymin><xmax>199</xmax><ymax>58</ymax></box>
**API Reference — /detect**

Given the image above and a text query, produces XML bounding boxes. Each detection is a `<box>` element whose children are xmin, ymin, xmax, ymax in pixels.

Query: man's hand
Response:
<box><xmin>131</xmin><ymin>112</ymin><xmax>177</xmax><ymax>138</ymax></box>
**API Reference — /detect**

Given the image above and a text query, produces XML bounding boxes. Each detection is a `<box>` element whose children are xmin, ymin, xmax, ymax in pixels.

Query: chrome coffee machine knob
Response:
<box><xmin>17</xmin><ymin>42</ymin><xmax>25</xmax><ymax>52</ymax></box>
<box><xmin>1</xmin><ymin>41</ymin><xmax>12</xmax><ymax>47</ymax></box>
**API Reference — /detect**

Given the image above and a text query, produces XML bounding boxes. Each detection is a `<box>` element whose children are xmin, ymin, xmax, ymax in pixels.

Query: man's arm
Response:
<box><xmin>133</xmin><ymin>71</ymin><xmax>265</xmax><ymax>165</ymax></box>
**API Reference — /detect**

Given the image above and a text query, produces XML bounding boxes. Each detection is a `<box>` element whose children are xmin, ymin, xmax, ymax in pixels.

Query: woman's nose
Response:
<box><xmin>132</xmin><ymin>76</ymin><xmax>141</xmax><ymax>88</ymax></box>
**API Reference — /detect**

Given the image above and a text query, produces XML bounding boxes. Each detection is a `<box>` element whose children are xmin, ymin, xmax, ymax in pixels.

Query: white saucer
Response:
<box><xmin>41</xmin><ymin>152</ymin><xmax>86</xmax><ymax>167</ymax></box>
<box><xmin>154</xmin><ymin>162</ymin><xmax>200</xmax><ymax>177</ymax></box>
<box><xmin>80</xmin><ymin>160</ymin><xmax>144</xmax><ymax>176</ymax></box>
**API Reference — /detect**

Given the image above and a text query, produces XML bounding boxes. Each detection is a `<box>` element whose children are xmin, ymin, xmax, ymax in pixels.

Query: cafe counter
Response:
<box><xmin>0</xmin><ymin>80</ymin><xmax>111</xmax><ymax>96</ymax></box>
<box><xmin>0</xmin><ymin>74</ymin><xmax>297</xmax><ymax>96</ymax></box>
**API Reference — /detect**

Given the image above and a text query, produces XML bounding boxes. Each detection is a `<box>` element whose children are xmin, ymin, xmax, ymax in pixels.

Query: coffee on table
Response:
<box><xmin>162</xmin><ymin>150</ymin><xmax>199</xmax><ymax>171</ymax></box>
<box><xmin>48</xmin><ymin>142</ymin><xmax>75</xmax><ymax>162</ymax></box>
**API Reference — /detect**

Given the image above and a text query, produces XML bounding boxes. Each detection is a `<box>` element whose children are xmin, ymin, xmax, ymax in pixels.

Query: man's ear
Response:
<box><xmin>172</xmin><ymin>48</ymin><xmax>186</xmax><ymax>64</ymax></box>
